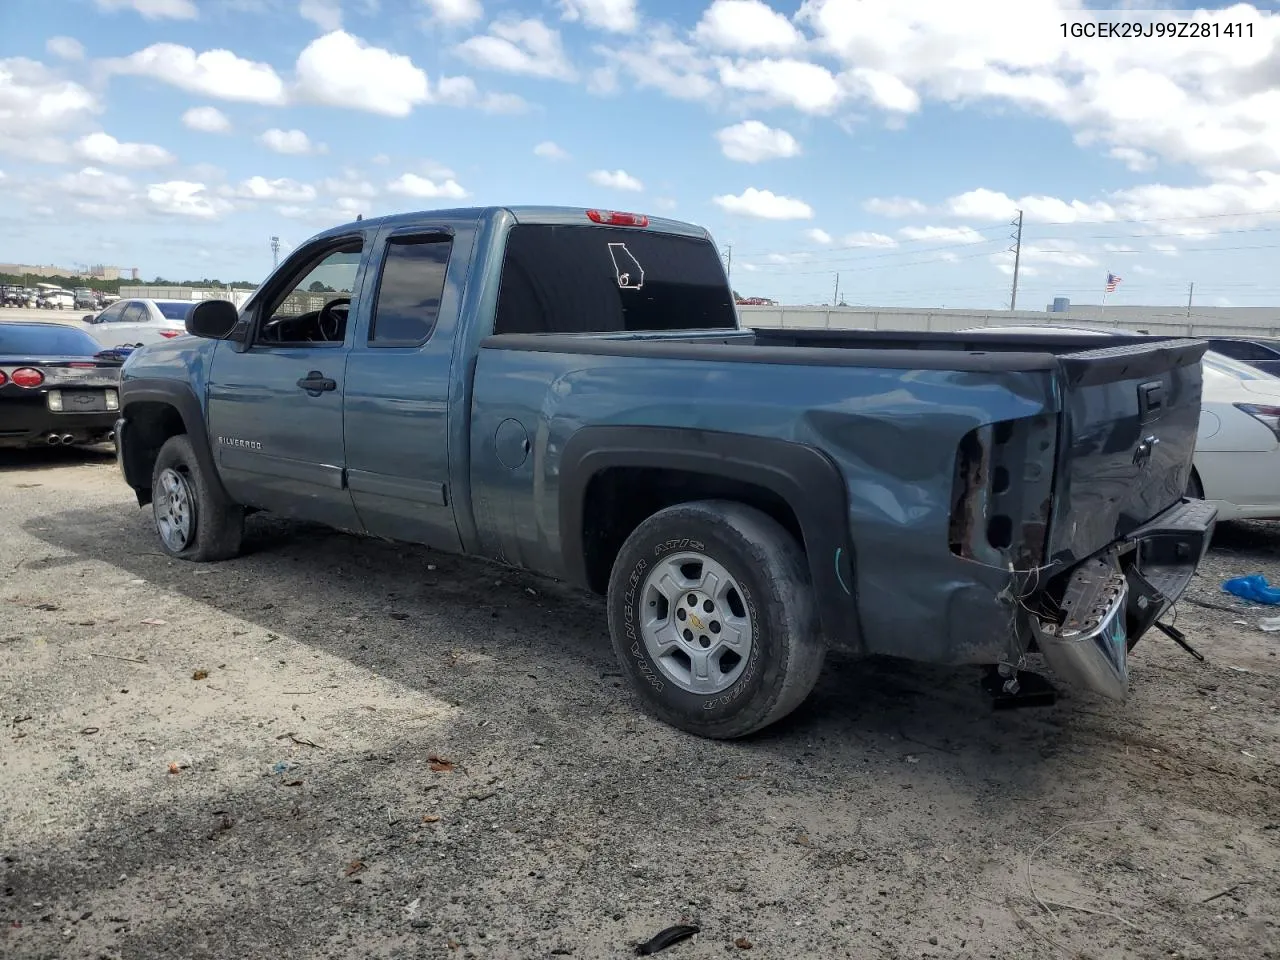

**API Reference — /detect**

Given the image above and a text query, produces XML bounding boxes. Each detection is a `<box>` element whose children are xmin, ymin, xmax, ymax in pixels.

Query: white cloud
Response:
<box><xmin>258</xmin><ymin>128</ymin><xmax>316</xmax><ymax>154</ymax></box>
<box><xmin>58</xmin><ymin>166</ymin><xmax>134</xmax><ymax>198</ymax></box>
<box><xmin>534</xmin><ymin>140</ymin><xmax>570</xmax><ymax>160</ymax></box>
<box><xmin>229</xmin><ymin>176</ymin><xmax>318</xmax><ymax>203</ymax></box>
<box><xmin>1151</xmin><ymin>242</ymin><xmax>1179</xmax><ymax>257</ymax></box>
<box><xmin>456</xmin><ymin>19</ymin><xmax>576</xmax><ymax>81</ymax></box>
<box><xmin>654</xmin><ymin>197</ymin><xmax>677</xmax><ymax>211</ymax></box>
<box><xmin>0</xmin><ymin>58</ymin><xmax>100</xmax><ymax>162</ymax></box>
<box><xmin>295</xmin><ymin>31</ymin><xmax>430</xmax><ymax>115</ymax></box>
<box><xmin>434</xmin><ymin>75</ymin><xmax>529</xmax><ymax>113</ymax></box>
<box><xmin>806</xmin><ymin>228</ymin><xmax>832</xmax><ymax>244</ymax></box>
<box><xmin>1109</xmin><ymin>146</ymin><xmax>1156</xmax><ymax>173</ymax></box>
<box><xmin>943</xmin><ymin>187</ymin><xmax>1118</xmax><ymax>225</ymax></box>
<box><xmin>421</xmin><ymin>0</ymin><xmax>484</xmax><ymax>25</ymax></box>
<box><xmin>717</xmin><ymin>58</ymin><xmax>842</xmax><ymax>114</ymax></box>
<box><xmin>147</xmin><ymin>180</ymin><xmax>231</xmax><ymax>219</ymax></box>
<box><xmin>299</xmin><ymin>0</ymin><xmax>343</xmax><ymax>31</ymax></box>
<box><xmin>841</xmin><ymin>231</ymin><xmax>897</xmax><ymax>248</ymax></box>
<box><xmin>587</xmin><ymin>65</ymin><xmax>619</xmax><ymax>96</ymax></box>
<box><xmin>107</xmin><ymin>43</ymin><xmax>287</xmax><ymax>104</ymax></box>
<box><xmin>46</xmin><ymin>37</ymin><xmax>85</xmax><ymax>61</ymax></box>
<box><xmin>713</xmin><ymin>187</ymin><xmax>813</xmax><ymax>220</ymax></box>
<box><xmin>863</xmin><ymin>196</ymin><xmax>927</xmax><ymax>217</ymax></box>
<box><xmin>589</xmin><ymin>168</ymin><xmax>643</xmax><ymax>191</ymax></box>
<box><xmin>841</xmin><ymin>67</ymin><xmax>920</xmax><ymax>113</ymax></box>
<box><xmin>608</xmin><ymin>28</ymin><xmax>718</xmax><ymax>102</ymax></box>
<box><xmin>182</xmin><ymin>105</ymin><xmax>232</xmax><ymax>133</ymax></box>
<box><xmin>716</xmin><ymin>120</ymin><xmax>800</xmax><ymax>163</ymax></box>
<box><xmin>559</xmin><ymin>0</ymin><xmax>638</xmax><ymax>33</ymax></box>
<box><xmin>795</xmin><ymin>0</ymin><xmax>1280</xmax><ymax>174</ymax></box>
<box><xmin>94</xmin><ymin>0</ymin><xmax>198</xmax><ymax>18</ymax></box>
<box><xmin>321</xmin><ymin>173</ymin><xmax>378</xmax><ymax>197</ymax></box>
<box><xmin>695</xmin><ymin>0</ymin><xmax>804</xmax><ymax>54</ymax></box>
<box><xmin>898</xmin><ymin>225</ymin><xmax>986</xmax><ymax>244</ymax></box>
<box><xmin>75</xmin><ymin>132</ymin><xmax>174</xmax><ymax>167</ymax></box>
<box><xmin>386</xmin><ymin>172</ymin><xmax>469</xmax><ymax>199</ymax></box>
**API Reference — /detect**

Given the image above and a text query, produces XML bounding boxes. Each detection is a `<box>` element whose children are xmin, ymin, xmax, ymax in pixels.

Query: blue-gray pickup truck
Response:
<box><xmin>113</xmin><ymin>205</ymin><xmax>1217</xmax><ymax>738</ymax></box>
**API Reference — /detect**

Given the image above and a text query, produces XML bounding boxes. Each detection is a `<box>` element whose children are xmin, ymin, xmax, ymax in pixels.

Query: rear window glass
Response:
<box><xmin>0</xmin><ymin>324</ymin><xmax>101</xmax><ymax>356</ymax></box>
<box><xmin>156</xmin><ymin>302</ymin><xmax>196</xmax><ymax>321</ymax></box>
<box><xmin>493</xmin><ymin>224</ymin><xmax>736</xmax><ymax>335</ymax></box>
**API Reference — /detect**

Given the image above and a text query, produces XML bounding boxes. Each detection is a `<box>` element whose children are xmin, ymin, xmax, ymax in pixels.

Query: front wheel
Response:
<box><xmin>606</xmin><ymin>500</ymin><xmax>826</xmax><ymax>739</ymax></box>
<box><xmin>150</xmin><ymin>434</ymin><xmax>244</xmax><ymax>561</ymax></box>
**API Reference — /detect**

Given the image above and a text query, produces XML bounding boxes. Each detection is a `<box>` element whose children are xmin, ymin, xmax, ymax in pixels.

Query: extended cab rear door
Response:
<box><xmin>341</xmin><ymin>220</ymin><xmax>476</xmax><ymax>551</ymax></box>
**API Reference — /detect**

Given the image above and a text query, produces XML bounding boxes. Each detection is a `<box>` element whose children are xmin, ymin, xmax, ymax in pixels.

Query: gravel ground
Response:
<box><xmin>1</xmin><ymin>448</ymin><xmax>1277</xmax><ymax>960</ymax></box>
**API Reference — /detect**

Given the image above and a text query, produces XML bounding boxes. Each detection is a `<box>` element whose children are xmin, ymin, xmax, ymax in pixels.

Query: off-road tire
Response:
<box><xmin>150</xmin><ymin>434</ymin><xmax>244</xmax><ymax>562</ymax></box>
<box><xmin>606</xmin><ymin>499</ymin><xmax>826</xmax><ymax>739</ymax></box>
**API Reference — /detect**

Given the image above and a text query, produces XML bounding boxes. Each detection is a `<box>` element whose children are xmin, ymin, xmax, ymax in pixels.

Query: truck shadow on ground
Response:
<box><xmin>11</xmin><ymin>507</ymin><xmax>1279</xmax><ymax>960</ymax></box>
<box><xmin>22</xmin><ymin>503</ymin><xmax>1265</xmax><ymax>814</ymax></box>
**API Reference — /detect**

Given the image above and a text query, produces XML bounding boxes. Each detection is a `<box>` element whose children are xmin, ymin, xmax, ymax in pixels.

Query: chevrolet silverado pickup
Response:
<box><xmin>112</xmin><ymin>205</ymin><xmax>1217</xmax><ymax>739</ymax></box>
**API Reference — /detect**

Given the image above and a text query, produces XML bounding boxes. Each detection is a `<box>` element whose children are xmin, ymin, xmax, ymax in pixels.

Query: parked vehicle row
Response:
<box><xmin>2</xmin><ymin>284</ymin><xmax>120</xmax><ymax>311</ymax></box>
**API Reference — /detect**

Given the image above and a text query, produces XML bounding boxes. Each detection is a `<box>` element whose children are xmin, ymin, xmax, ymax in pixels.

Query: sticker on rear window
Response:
<box><xmin>607</xmin><ymin>243</ymin><xmax>644</xmax><ymax>291</ymax></box>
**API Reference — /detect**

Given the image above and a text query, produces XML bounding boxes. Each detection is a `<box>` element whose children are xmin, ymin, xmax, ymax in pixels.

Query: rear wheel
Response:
<box><xmin>606</xmin><ymin>500</ymin><xmax>826</xmax><ymax>739</ymax></box>
<box><xmin>150</xmin><ymin>434</ymin><xmax>244</xmax><ymax>561</ymax></box>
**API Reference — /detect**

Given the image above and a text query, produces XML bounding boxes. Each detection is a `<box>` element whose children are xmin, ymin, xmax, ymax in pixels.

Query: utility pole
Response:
<box><xmin>833</xmin><ymin>273</ymin><xmax>840</xmax><ymax>307</ymax></box>
<box><xmin>1186</xmin><ymin>281</ymin><xmax>1194</xmax><ymax>317</ymax></box>
<box><xmin>1009</xmin><ymin>209</ymin><xmax>1023</xmax><ymax>311</ymax></box>
<box><xmin>270</xmin><ymin>236</ymin><xmax>280</xmax><ymax>269</ymax></box>
<box><xmin>723</xmin><ymin>243</ymin><xmax>732</xmax><ymax>281</ymax></box>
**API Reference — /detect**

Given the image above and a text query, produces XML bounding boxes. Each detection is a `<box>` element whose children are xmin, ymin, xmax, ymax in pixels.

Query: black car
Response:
<box><xmin>0</xmin><ymin>322</ymin><xmax>125</xmax><ymax>449</ymax></box>
<box><xmin>1202</xmin><ymin>337</ymin><xmax>1280</xmax><ymax>376</ymax></box>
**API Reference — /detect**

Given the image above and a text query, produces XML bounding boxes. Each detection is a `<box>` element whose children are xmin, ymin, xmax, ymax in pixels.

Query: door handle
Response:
<box><xmin>297</xmin><ymin>371</ymin><xmax>336</xmax><ymax>393</ymax></box>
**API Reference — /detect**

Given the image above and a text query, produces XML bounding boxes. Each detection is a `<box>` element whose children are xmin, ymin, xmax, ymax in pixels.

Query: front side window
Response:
<box><xmin>98</xmin><ymin>302</ymin><xmax>127</xmax><ymax>323</ymax></box>
<box><xmin>258</xmin><ymin>239</ymin><xmax>363</xmax><ymax>345</ymax></box>
<box><xmin>369</xmin><ymin>236</ymin><xmax>452</xmax><ymax>346</ymax></box>
<box><xmin>493</xmin><ymin>224</ymin><xmax>736</xmax><ymax>335</ymax></box>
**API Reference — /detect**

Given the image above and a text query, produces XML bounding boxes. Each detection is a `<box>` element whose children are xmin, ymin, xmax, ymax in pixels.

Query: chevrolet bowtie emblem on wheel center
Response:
<box><xmin>689</xmin><ymin>614</ymin><xmax>705</xmax><ymax>631</ymax></box>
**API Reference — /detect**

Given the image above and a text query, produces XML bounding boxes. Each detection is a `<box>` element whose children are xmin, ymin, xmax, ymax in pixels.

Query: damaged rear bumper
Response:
<box><xmin>1031</xmin><ymin>498</ymin><xmax>1218</xmax><ymax>701</ymax></box>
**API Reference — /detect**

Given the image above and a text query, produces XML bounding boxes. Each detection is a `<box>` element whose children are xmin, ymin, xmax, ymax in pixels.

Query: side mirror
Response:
<box><xmin>82</xmin><ymin>314</ymin><xmax>94</xmax><ymax>323</ymax></box>
<box><xmin>186</xmin><ymin>300</ymin><xmax>240</xmax><ymax>340</ymax></box>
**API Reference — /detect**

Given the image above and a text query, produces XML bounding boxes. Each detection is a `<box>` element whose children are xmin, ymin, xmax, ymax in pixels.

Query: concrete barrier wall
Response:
<box><xmin>737</xmin><ymin>305</ymin><xmax>1280</xmax><ymax>338</ymax></box>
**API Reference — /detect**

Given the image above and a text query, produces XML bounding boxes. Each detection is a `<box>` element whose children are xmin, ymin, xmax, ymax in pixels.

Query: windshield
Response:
<box><xmin>156</xmin><ymin>302</ymin><xmax>196</xmax><ymax>321</ymax></box>
<box><xmin>0</xmin><ymin>323</ymin><xmax>102</xmax><ymax>357</ymax></box>
<box><xmin>1202</xmin><ymin>350</ymin><xmax>1280</xmax><ymax>381</ymax></box>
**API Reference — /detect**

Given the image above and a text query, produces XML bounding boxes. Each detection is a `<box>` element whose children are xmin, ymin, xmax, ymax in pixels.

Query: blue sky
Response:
<box><xmin>2</xmin><ymin>0</ymin><xmax>1279</xmax><ymax>309</ymax></box>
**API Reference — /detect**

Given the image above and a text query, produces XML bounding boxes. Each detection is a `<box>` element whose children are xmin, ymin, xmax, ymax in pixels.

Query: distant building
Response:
<box><xmin>0</xmin><ymin>261</ymin><xmax>130</xmax><ymax>281</ymax></box>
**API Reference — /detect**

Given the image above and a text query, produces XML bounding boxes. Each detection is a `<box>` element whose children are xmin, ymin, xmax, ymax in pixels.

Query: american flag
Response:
<box><xmin>1105</xmin><ymin>272</ymin><xmax>1122</xmax><ymax>293</ymax></box>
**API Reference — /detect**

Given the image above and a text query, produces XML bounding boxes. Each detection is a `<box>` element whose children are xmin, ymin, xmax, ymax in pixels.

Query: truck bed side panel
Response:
<box><xmin>469</xmin><ymin>344</ymin><xmax>1058</xmax><ymax>663</ymax></box>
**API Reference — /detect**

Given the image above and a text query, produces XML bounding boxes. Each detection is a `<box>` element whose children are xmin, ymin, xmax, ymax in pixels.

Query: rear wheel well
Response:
<box><xmin>122</xmin><ymin>401</ymin><xmax>187</xmax><ymax>504</ymax></box>
<box><xmin>580</xmin><ymin>467</ymin><xmax>805</xmax><ymax>594</ymax></box>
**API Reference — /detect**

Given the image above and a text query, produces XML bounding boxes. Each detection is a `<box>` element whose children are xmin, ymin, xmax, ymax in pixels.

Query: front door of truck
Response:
<box><xmin>205</xmin><ymin>233</ymin><xmax>369</xmax><ymax>531</ymax></box>
<box><xmin>342</xmin><ymin>223</ymin><xmax>473</xmax><ymax>551</ymax></box>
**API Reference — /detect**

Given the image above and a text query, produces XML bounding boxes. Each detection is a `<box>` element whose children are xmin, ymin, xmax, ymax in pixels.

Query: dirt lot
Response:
<box><xmin>1</xmin><ymin>448</ymin><xmax>1277</xmax><ymax>960</ymax></box>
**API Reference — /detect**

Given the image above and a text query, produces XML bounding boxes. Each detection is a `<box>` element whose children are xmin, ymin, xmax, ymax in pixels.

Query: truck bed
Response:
<box><xmin>475</xmin><ymin>326</ymin><xmax>1207</xmax><ymax>663</ymax></box>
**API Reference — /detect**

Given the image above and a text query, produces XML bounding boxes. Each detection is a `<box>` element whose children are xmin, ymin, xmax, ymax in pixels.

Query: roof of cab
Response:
<box><xmin>306</xmin><ymin>205</ymin><xmax>713</xmax><ymax>245</ymax></box>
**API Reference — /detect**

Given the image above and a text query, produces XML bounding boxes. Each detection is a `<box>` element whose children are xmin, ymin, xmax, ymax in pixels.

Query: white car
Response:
<box><xmin>81</xmin><ymin>298</ymin><xmax>194</xmax><ymax>347</ymax></box>
<box><xmin>959</xmin><ymin>324</ymin><xmax>1280</xmax><ymax>522</ymax></box>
